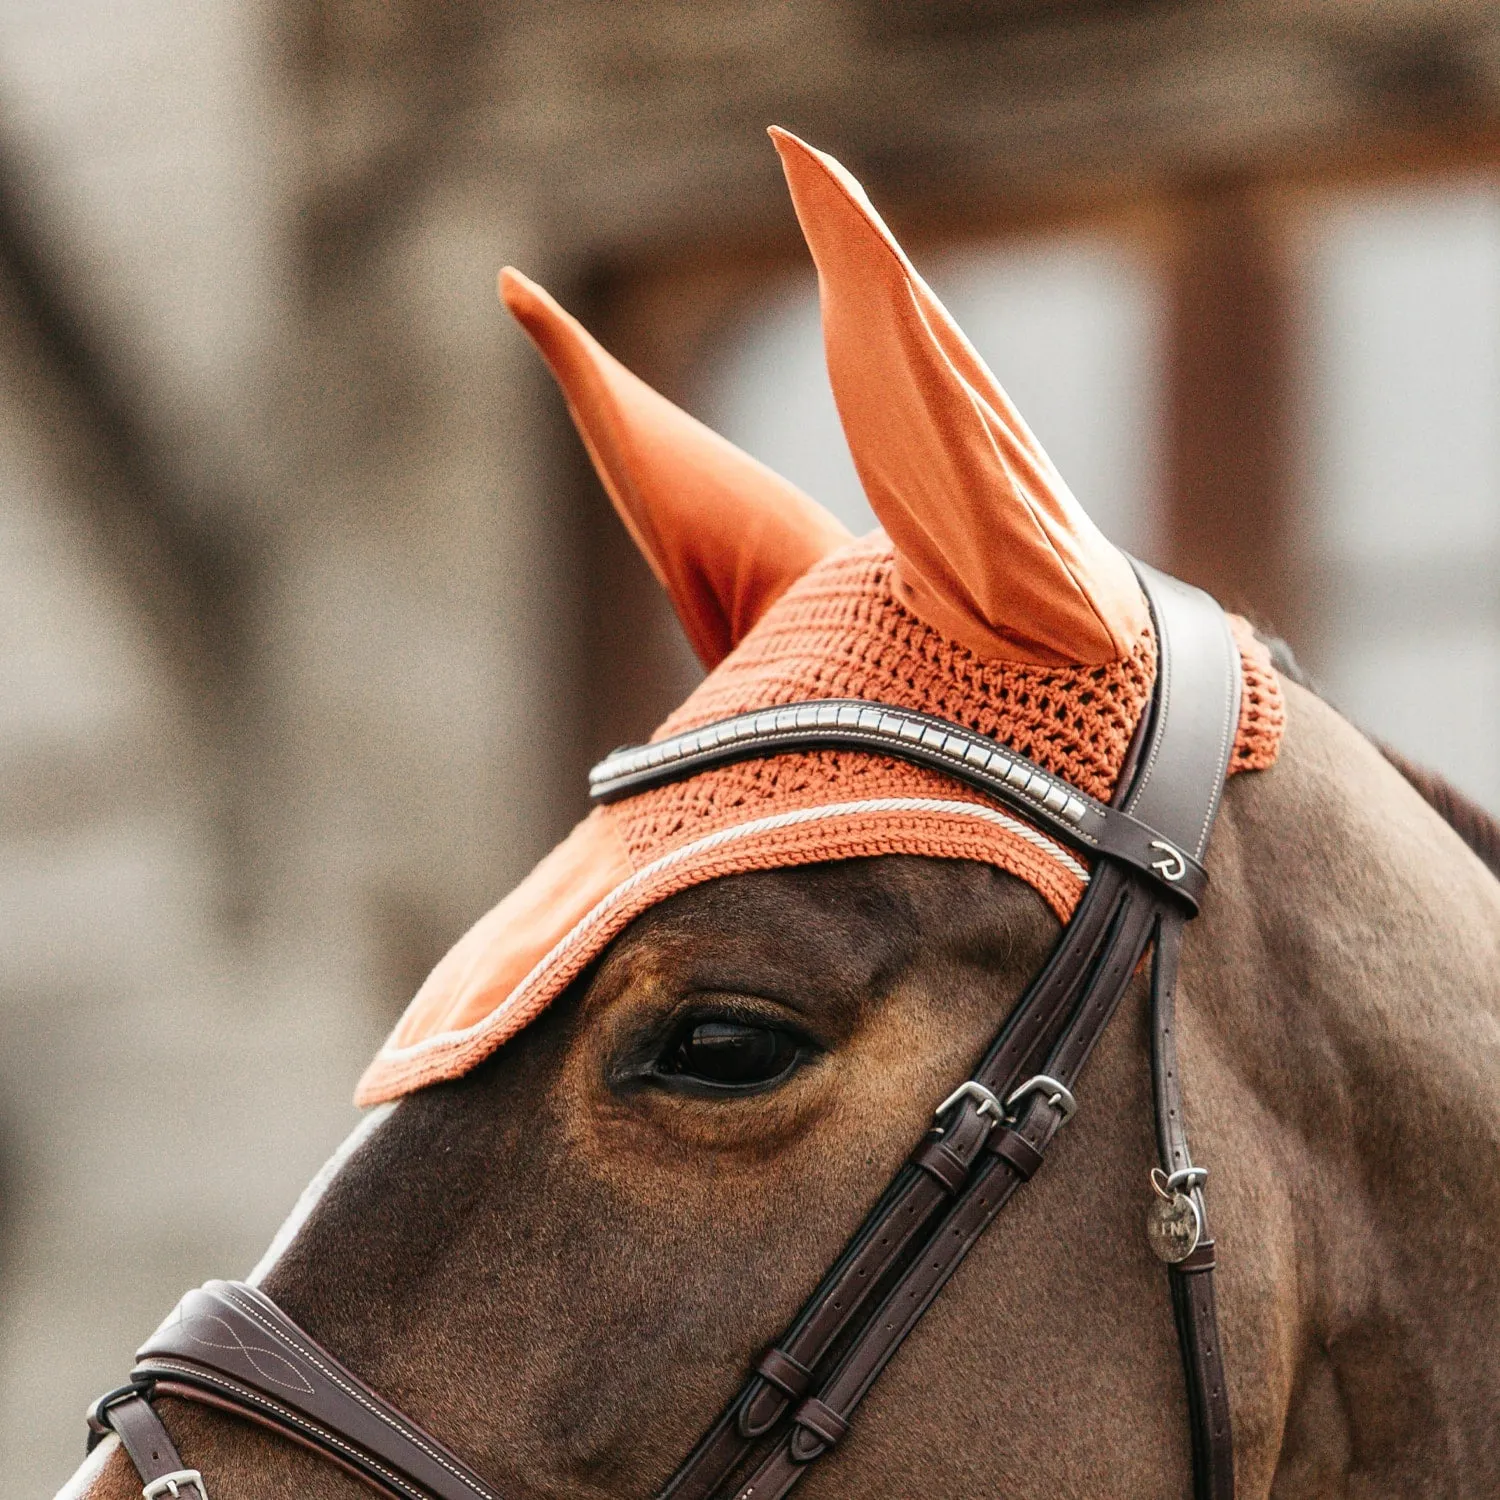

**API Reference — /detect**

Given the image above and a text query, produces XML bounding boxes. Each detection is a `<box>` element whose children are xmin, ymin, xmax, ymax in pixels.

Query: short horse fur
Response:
<box><xmin>58</xmin><ymin>125</ymin><xmax>1500</xmax><ymax>1498</ymax></box>
<box><xmin>65</xmin><ymin>679</ymin><xmax>1500</xmax><ymax>1496</ymax></box>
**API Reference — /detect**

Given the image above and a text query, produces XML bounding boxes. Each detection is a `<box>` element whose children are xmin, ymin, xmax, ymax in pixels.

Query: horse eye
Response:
<box><xmin>664</xmin><ymin>1019</ymin><xmax>802</xmax><ymax>1090</ymax></box>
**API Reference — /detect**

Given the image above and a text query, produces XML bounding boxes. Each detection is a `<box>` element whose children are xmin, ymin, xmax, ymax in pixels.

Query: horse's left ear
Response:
<box><xmin>501</xmin><ymin>268</ymin><xmax>852</xmax><ymax>668</ymax></box>
<box><xmin>771</xmin><ymin>128</ymin><xmax>1149</xmax><ymax>666</ymax></box>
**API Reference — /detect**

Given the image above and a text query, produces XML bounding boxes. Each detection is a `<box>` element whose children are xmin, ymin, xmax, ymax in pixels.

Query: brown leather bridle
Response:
<box><xmin>89</xmin><ymin>562</ymin><xmax>1239</xmax><ymax>1500</ymax></box>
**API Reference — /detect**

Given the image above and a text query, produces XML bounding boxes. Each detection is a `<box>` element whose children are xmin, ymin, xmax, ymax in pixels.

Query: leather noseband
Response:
<box><xmin>91</xmin><ymin>561</ymin><xmax>1238</xmax><ymax>1500</ymax></box>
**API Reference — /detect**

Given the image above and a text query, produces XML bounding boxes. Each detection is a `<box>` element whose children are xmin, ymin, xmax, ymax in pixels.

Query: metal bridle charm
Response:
<box><xmin>1148</xmin><ymin>840</ymin><xmax>1188</xmax><ymax>882</ymax></box>
<box><xmin>1146</xmin><ymin>1166</ymin><xmax>1203</xmax><ymax>1264</ymax></box>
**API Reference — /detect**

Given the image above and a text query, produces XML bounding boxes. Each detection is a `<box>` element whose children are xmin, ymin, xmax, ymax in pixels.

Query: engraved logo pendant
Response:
<box><xmin>1146</xmin><ymin>1168</ymin><xmax>1202</xmax><ymax>1264</ymax></box>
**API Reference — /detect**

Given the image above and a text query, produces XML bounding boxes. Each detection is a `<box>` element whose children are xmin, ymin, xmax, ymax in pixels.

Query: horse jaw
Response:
<box><xmin>54</xmin><ymin>681</ymin><xmax>1500</xmax><ymax>1499</ymax></box>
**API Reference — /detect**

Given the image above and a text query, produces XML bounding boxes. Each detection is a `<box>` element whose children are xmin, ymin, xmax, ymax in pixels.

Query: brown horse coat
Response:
<box><xmin>63</xmin><ymin>678</ymin><xmax>1500</xmax><ymax>1497</ymax></box>
<box><xmin>57</xmin><ymin>125</ymin><xmax>1500</xmax><ymax>1500</ymax></box>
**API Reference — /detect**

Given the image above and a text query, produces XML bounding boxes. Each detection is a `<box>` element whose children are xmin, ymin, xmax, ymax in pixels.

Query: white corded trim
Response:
<box><xmin>376</xmin><ymin>796</ymin><xmax>1088</xmax><ymax>1065</ymax></box>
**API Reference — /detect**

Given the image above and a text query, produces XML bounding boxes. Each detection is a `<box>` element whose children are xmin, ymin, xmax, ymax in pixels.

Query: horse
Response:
<box><xmin>59</xmin><ymin>129</ymin><xmax>1500</xmax><ymax>1500</ymax></box>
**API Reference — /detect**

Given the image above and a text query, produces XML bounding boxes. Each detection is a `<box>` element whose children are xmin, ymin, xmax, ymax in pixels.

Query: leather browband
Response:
<box><xmin>91</xmin><ymin>562</ymin><xmax>1240</xmax><ymax>1500</ymax></box>
<box><xmin>589</xmin><ymin>700</ymin><xmax>1209</xmax><ymax>908</ymax></box>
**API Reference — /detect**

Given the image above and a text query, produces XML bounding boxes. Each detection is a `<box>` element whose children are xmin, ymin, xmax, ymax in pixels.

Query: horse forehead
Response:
<box><xmin>600</xmin><ymin>858</ymin><xmax>1035</xmax><ymax>979</ymax></box>
<box><xmin>651</xmin><ymin>856</ymin><xmax>1017</xmax><ymax>925</ymax></box>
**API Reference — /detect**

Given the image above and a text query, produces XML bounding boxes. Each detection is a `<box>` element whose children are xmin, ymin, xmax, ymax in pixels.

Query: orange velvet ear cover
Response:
<box><xmin>770</xmin><ymin>129</ymin><xmax>1149</xmax><ymax>667</ymax></box>
<box><xmin>501</xmin><ymin>268</ymin><xmax>852</xmax><ymax>669</ymax></box>
<box><xmin>356</xmin><ymin>141</ymin><xmax>1289</xmax><ymax>1107</ymax></box>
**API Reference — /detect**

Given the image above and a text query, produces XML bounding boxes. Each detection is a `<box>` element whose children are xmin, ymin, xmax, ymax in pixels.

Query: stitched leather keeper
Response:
<box><xmin>986</xmin><ymin>1127</ymin><xmax>1044</xmax><ymax>1180</ymax></box>
<box><xmin>1174</xmin><ymin>1238</ymin><xmax>1217</xmax><ymax>1273</ymax></box>
<box><xmin>911</xmin><ymin>1137</ymin><xmax>969</xmax><ymax>1194</ymax></box>
<box><xmin>755</xmin><ymin>1347</ymin><xmax>813</xmax><ymax>1400</ymax></box>
<box><xmin>793</xmin><ymin>1397</ymin><xmax>849</xmax><ymax>1449</ymax></box>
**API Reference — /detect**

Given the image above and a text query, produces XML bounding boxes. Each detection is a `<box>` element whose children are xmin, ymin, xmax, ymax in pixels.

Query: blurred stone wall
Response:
<box><xmin>4</xmin><ymin>0</ymin><xmax>1500</xmax><ymax>1491</ymax></box>
<box><xmin>0</xmin><ymin>2</ymin><xmax>576</xmax><ymax>1486</ymax></box>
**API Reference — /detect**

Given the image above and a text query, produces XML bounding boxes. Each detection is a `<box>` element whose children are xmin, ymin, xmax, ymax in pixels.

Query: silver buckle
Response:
<box><xmin>143</xmin><ymin>1470</ymin><xmax>207</xmax><ymax>1500</ymax></box>
<box><xmin>1165</xmin><ymin>1165</ymin><xmax>1208</xmax><ymax>1194</ymax></box>
<box><xmin>1004</xmin><ymin>1074</ymin><xmax>1077</xmax><ymax>1122</ymax></box>
<box><xmin>933</xmin><ymin>1080</ymin><xmax>1003</xmax><ymax>1125</ymax></box>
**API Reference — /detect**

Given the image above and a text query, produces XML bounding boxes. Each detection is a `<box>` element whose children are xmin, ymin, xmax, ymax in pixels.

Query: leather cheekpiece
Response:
<box><xmin>755</xmin><ymin>1349</ymin><xmax>814</xmax><ymax>1402</ymax></box>
<box><xmin>911</xmin><ymin>1137</ymin><xmax>970</xmax><ymax>1193</ymax></box>
<box><xmin>986</xmin><ymin>1128</ymin><xmax>1045</xmax><ymax>1180</ymax></box>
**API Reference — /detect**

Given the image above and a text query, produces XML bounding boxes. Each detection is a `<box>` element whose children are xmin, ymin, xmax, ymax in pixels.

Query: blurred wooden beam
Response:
<box><xmin>554</xmin><ymin>259</ymin><xmax>734</xmax><ymax>776</ymax></box>
<box><xmin>0</xmin><ymin>153</ymin><xmax>255</xmax><ymax>729</ymax></box>
<box><xmin>0</xmin><ymin>146</ymin><xmax>263</xmax><ymax>921</ymax></box>
<box><xmin>1162</xmin><ymin>184</ymin><xmax>1298</xmax><ymax>637</ymax></box>
<box><xmin>296</xmin><ymin>1</ymin><xmax>1500</xmax><ymax>267</ymax></box>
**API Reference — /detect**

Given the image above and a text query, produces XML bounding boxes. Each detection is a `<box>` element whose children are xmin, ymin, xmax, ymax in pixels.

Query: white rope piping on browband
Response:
<box><xmin>374</xmin><ymin>796</ymin><xmax>1090</xmax><ymax>1065</ymax></box>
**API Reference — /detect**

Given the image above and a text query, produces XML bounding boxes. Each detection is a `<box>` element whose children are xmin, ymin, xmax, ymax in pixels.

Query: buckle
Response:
<box><xmin>933</xmin><ymin>1080</ymin><xmax>1003</xmax><ymax>1127</ymax></box>
<box><xmin>1165</xmin><ymin>1166</ymin><xmax>1208</xmax><ymax>1194</ymax></box>
<box><xmin>1004</xmin><ymin>1074</ymin><xmax>1077</xmax><ymax>1123</ymax></box>
<box><xmin>86</xmin><ymin>1384</ymin><xmax>140</xmax><ymax>1436</ymax></box>
<box><xmin>85</xmin><ymin>1383</ymin><xmax>151</xmax><ymax>1451</ymax></box>
<box><xmin>142</xmin><ymin>1471</ymin><xmax>207</xmax><ymax>1500</ymax></box>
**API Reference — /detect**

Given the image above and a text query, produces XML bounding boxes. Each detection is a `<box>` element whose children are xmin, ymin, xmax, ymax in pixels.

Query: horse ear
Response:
<box><xmin>769</xmin><ymin>129</ymin><xmax>1148</xmax><ymax>666</ymax></box>
<box><xmin>501</xmin><ymin>268</ymin><xmax>852</xmax><ymax>669</ymax></box>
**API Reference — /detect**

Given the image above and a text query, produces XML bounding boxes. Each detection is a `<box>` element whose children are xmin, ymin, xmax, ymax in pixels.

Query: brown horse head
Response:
<box><xmin>65</xmin><ymin>133</ymin><xmax>1500</xmax><ymax>1500</ymax></box>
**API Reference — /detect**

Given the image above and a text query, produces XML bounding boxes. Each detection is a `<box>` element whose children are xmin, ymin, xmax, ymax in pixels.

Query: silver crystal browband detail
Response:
<box><xmin>587</xmin><ymin>699</ymin><xmax>1207</xmax><ymax>908</ymax></box>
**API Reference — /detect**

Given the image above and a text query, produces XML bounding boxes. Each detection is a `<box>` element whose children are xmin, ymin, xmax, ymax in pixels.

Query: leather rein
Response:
<box><xmin>90</xmin><ymin>562</ymin><xmax>1238</xmax><ymax>1500</ymax></box>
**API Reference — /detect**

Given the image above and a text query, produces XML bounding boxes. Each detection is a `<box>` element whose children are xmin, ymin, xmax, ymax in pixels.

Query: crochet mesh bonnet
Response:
<box><xmin>356</xmin><ymin>131</ymin><xmax>1283</xmax><ymax>1107</ymax></box>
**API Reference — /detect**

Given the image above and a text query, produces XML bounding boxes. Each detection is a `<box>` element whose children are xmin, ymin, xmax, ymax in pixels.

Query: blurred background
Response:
<box><xmin>3</xmin><ymin>1</ymin><xmax>1499</xmax><ymax>1488</ymax></box>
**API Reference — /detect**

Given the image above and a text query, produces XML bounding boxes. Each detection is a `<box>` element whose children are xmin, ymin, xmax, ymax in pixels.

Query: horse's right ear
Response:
<box><xmin>501</xmin><ymin>268</ymin><xmax>852</xmax><ymax>669</ymax></box>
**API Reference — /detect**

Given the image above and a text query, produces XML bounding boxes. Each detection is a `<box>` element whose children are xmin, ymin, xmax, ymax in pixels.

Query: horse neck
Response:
<box><xmin>1200</xmin><ymin>680</ymin><xmax>1500</xmax><ymax>1487</ymax></box>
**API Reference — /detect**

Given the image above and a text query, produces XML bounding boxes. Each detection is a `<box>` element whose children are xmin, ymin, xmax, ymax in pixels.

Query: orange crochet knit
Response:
<box><xmin>616</xmin><ymin>534</ymin><xmax>1280</xmax><ymax>865</ymax></box>
<box><xmin>354</xmin><ymin>128</ymin><xmax>1286</xmax><ymax>1108</ymax></box>
<box><xmin>356</xmin><ymin>536</ymin><xmax>1284</xmax><ymax>1106</ymax></box>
